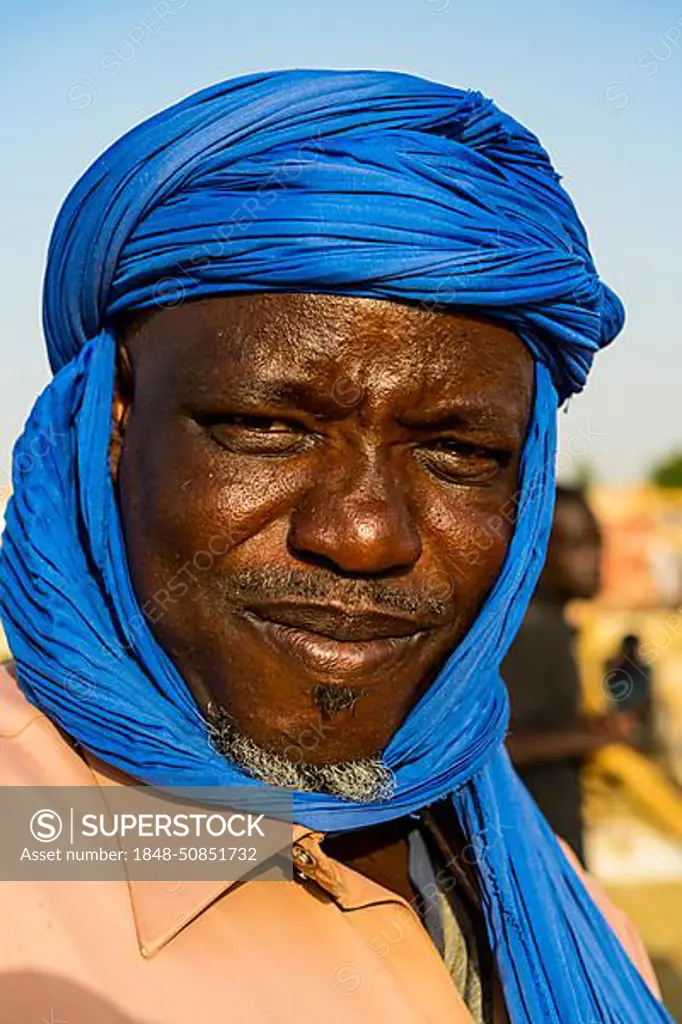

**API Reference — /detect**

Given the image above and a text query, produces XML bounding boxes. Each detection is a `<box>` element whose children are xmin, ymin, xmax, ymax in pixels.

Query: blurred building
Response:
<box><xmin>590</xmin><ymin>485</ymin><xmax>682</xmax><ymax>611</ymax></box>
<box><xmin>571</xmin><ymin>485</ymin><xmax>682</xmax><ymax>789</ymax></box>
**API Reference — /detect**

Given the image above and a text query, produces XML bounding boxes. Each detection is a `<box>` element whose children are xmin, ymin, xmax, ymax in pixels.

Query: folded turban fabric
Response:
<box><xmin>0</xmin><ymin>70</ymin><xmax>671</xmax><ymax>1023</ymax></box>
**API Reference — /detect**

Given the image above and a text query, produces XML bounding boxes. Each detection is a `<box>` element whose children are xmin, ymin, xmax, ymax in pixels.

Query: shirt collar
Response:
<box><xmin>5</xmin><ymin>662</ymin><xmax>413</xmax><ymax>955</ymax></box>
<box><xmin>82</xmin><ymin>750</ymin><xmax>399</xmax><ymax>957</ymax></box>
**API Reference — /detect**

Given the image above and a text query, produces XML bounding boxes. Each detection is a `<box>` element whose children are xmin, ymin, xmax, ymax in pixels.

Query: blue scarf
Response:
<box><xmin>0</xmin><ymin>70</ymin><xmax>670</xmax><ymax>1022</ymax></box>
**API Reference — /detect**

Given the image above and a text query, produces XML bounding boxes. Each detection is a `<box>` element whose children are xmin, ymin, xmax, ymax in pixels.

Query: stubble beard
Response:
<box><xmin>206</xmin><ymin>683</ymin><xmax>395</xmax><ymax>803</ymax></box>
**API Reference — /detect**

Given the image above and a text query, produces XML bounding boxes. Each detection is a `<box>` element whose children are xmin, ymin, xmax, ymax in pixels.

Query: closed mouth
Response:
<box><xmin>242</xmin><ymin>603</ymin><xmax>434</xmax><ymax>678</ymax></box>
<box><xmin>243</xmin><ymin>601</ymin><xmax>434</xmax><ymax>642</ymax></box>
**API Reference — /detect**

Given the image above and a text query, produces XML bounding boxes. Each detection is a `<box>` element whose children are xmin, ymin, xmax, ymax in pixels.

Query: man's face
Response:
<box><xmin>113</xmin><ymin>294</ymin><xmax>533</xmax><ymax>766</ymax></box>
<box><xmin>543</xmin><ymin>498</ymin><xmax>602</xmax><ymax>602</ymax></box>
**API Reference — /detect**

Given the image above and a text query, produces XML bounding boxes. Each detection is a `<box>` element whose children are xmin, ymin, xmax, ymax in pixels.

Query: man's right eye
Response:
<box><xmin>222</xmin><ymin>415</ymin><xmax>296</xmax><ymax>432</ymax></box>
<box><xmin>199</xmin><ymin>414</ymin><xmax>314</xmax><ymax>455</ymax></box>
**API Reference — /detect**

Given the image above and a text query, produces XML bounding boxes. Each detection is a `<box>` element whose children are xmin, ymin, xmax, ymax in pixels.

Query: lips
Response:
<box><xmin>246</xmin><ymin>601</ymin><xmax>428</xmax><ymax>641</ymax></box>
<box><xmin>242</xmin><ymin>602</ymin><xmax>434</xmax><ymax>679</ymax></box>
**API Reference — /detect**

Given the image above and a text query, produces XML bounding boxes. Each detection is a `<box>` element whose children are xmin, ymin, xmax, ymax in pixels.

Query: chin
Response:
<box><xmin>205</xmin><ymin>701</ymin><xmax>396</xmax><ymax>802</ymax></box>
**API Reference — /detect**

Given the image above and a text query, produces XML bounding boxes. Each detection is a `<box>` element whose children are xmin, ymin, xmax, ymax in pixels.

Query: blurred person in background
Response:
<box><xmin>503</xmin><ymin>486</ymin><xmax>637</xmax><ymax>864</ymax></box>
<box><xmin>604</xmin><ymin>634</ymin><xmax>655</xmax><ymax>755</ymax></box>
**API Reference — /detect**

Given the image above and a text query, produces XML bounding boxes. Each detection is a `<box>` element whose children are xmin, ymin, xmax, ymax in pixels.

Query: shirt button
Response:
<box><xmin>293</xmin><ymin>844</ymin><xmax>316</xmax><ymax>872</ymax></box>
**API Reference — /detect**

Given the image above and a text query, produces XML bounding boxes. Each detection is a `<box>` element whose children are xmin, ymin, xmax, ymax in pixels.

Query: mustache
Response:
<box><xmin>221</xmin><ymin>566</ymin><xmax>451</xmax><ymax>620</ymax></box>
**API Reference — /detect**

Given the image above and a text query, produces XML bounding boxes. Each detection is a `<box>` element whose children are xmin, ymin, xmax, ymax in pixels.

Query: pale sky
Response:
<box><xmin>2</xmin><ymin>0</ymin><xmax>681</xmax><ymax>486</ymax></box>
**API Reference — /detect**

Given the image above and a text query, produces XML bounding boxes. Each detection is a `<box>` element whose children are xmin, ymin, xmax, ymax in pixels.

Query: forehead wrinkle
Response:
<box><xmin>184</xmin><ymin>327</ymin><xmax>531</xmax><ymax>437</ymax></box>
<box><xmin>129</xmin><ymin>295</ymin><xmax>532</xmax><ymax>423</ymax></box>
<box><xmin>191</xmin><ymin>310</ymin><xmax>408</xmax><ymax>401</ymax></box>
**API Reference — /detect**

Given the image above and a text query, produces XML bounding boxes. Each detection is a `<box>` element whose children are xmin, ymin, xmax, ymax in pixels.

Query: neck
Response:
<box><xmin>322</xmin><ymin>801</ymin><xmax>475</xmax><ymax>906</ymax></box>
<box><xmin>323</xmin><ymin>815</ymin><xmax>419</xmax><ymax>903</ymax></box>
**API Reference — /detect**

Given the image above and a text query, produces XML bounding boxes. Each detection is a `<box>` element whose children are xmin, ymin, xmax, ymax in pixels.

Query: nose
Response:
<box><xmin>288</xmin><ymin>449</ymin><xmax>422</xmax><ymax>576</ymax></box>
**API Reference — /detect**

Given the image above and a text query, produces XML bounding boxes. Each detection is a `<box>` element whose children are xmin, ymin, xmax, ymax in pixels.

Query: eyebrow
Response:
<box><xmin>195</xmin><ymin>377</ymin><xmax>355</xmax><ymax>420</ymax></box>
<box><xmin>267</xmin><ymin>379</ymin><xmax>348</xmax><ymax>417</ymax></box>
<box><xmin>196</xmin><ymin>376</ymin><xmax>527</xmax><ymax>439</ymax></box>
<box><xmin>397</xmin><ymin>400</ymin><xmax>527</xmax><ymax>441</ymax></box>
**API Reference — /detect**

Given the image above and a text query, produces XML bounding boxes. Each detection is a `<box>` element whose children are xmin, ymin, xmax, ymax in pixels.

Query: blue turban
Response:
<box><xmin>0</xmin><ymin>70</ymin><xmax>670</xmax><ymax>1023</ymax></box>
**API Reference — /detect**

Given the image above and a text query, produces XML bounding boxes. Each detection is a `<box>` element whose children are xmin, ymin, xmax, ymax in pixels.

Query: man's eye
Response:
<box><xmin>419</xmin><ymin>438</ymin><xmax>513</xmax><ymax>481</ymax></box>
<box><xmin>228</xmin><ymin>415</ymin><xmax>294</xmax><ymax>432</ymax></box>
<box><xmin>202</xmin><ymin>414</ymin><xmax>311</xmax><ymax>454</ymax></box>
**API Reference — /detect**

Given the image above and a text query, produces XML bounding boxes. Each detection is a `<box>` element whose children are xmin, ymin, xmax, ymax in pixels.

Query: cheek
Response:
<box><xmin>117</xmin><ymin>412</ymin><xmax>302</xmax><ymax>602</ymax></box>
<box><xmin>421</xmin><ymin>484</ymin><xmax>516</xmax><ymax>612</ymax></box>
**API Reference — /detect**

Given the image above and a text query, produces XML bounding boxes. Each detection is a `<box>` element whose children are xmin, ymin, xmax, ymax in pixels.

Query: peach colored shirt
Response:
<box><xmin>0</xmin><ymin>662</ymin><xmax>660</xmax><ymax>1024</ymax></box>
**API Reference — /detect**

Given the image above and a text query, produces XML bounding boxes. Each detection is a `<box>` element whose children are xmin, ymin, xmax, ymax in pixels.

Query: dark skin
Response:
<box><xmin>111</xmin><ymin>292</ymin><xmax>534</xmax><ymax>900</ymax></box>
<box><xmin>506</xmin><ymin>497</ymin><xmax>637</xmax><ymax>767</ymax></box>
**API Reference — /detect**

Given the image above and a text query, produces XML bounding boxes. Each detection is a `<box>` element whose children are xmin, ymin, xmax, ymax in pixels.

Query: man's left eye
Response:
<box><xmin>418</xmin><ymin>438</ymin><xmax>513</xmax><ymax>482</ymax></box>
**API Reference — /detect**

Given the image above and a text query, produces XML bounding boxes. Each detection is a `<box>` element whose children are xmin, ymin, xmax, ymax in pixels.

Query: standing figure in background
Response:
<box><xmin>503</xmin><ymin>486</ymin><xmax>636</xmax><ymax>864</ymax></box>
<box><xmin>604</xmin><ymin>634</ymin><xmax>655</xmax><ymax>755</ymax></box>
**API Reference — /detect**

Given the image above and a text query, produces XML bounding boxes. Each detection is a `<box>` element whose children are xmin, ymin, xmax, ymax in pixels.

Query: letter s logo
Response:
<box><xmin>30</xmin><ymin>809</ymin><xmax>63</xmax><ymax>843</ymax></box>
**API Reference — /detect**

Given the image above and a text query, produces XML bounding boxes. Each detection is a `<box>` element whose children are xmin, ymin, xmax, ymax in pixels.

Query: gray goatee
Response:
<box><xmin>206</xmin><ymin>703</ymin><xmax>395</xmax><ymax>804</ymax></box>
